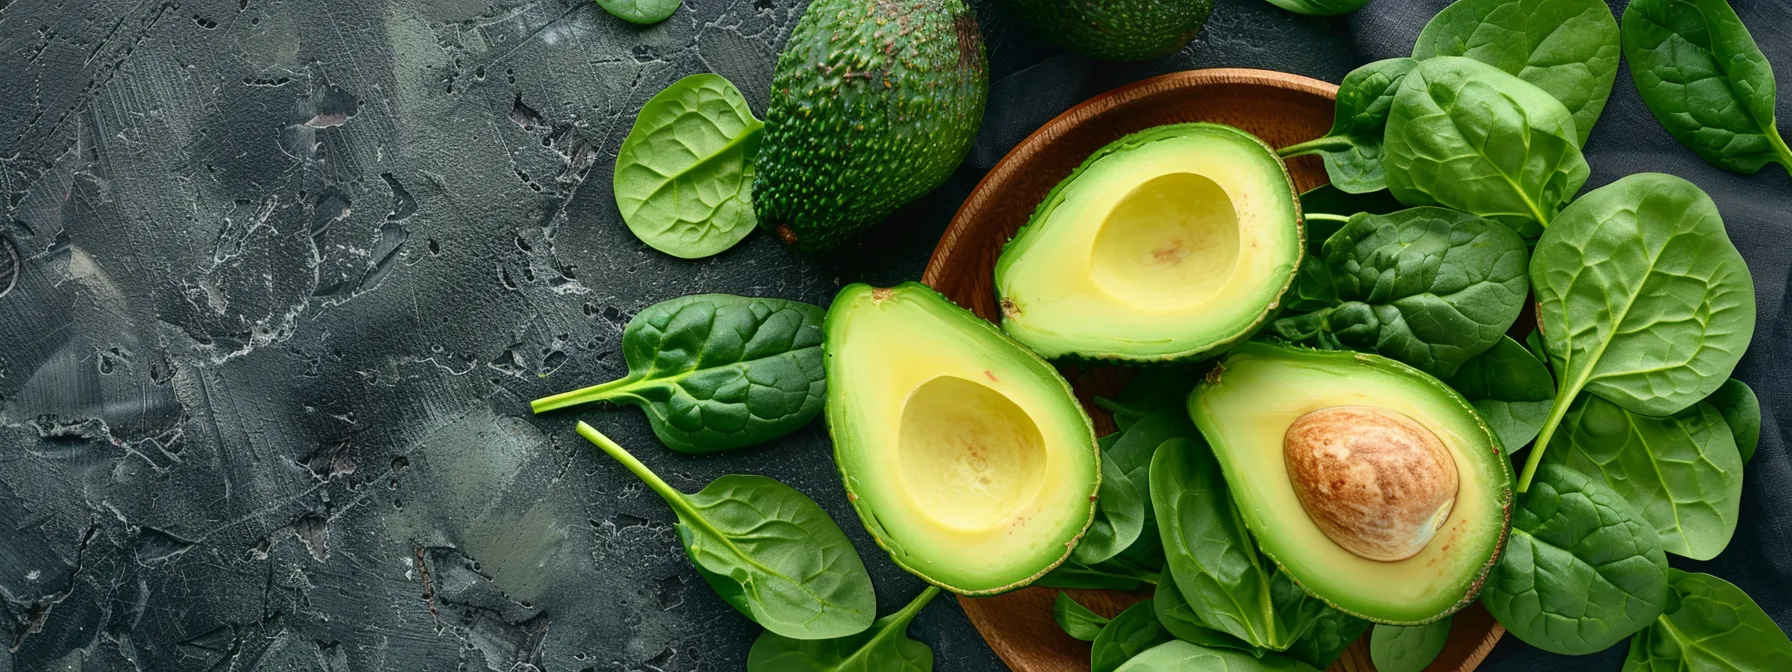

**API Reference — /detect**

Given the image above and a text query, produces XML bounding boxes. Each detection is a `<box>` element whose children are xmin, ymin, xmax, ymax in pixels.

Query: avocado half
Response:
<box><xmin>995</xmin><ymin>123</ymin><xmax>1303</xmax><ymax>362</ymax></box>
<box><xmin>1189</xmin><ymin>342</ymin><xmax>1512</xmax><ymax>624</ymax></box>
<box><xmin>823</xmin><ymin>283</ymin><xmax>1099</xmax><ymax>595</ymax></box>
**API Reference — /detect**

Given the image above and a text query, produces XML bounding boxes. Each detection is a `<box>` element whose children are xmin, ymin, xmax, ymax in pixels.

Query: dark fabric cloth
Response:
<box><xmin>0</xmin><ymin>0</ymin><xmax>1785</xmax><ymax>669</ymax></box>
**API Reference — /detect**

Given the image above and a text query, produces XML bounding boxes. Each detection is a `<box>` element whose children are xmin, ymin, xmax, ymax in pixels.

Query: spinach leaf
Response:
<box><xmin>1279</xmin><ymin>59</ymin><xmax>1418</xmax><ymax>193</ymax></box>
<box><xmin>1520</xmin><ymin>173</ymin><xmax>1755</xmax><ymax>492</ymax></box>
<box><xmin>1412</xmin><ymin>0</ymin><xmax>1620</xmax><ymax>144</ymax></box>
<box><xmin>614</xmin><ymin>74</ymin><xmax>762</xmax><ymax>258</ymax></box>
<box><xmin>747</xmin><ymin>586</ymin><xmax>938</xmax><ymax>670</ymax></box>
<box><xmin>1624</xmin><ymin>571</ymin><xmax>1792</xmax><ymax>672</ymax></box>
<box><xmin>1151</xmin><ymin>437</ymin><xmax>1328</xmax><ymax>651</ymax></box>
<box><xmin>1053</xmin><ymin>592</ymin><xmax>1110</xmax><ymax>642</ymax></box>
<box><xmin>534</xmin><ymin>294</ymin><xmax>826</xmax><ymax>453</ymax></box>
<box><xmin>1708</xmin><ymin>378</ymin><xmax>1762</xmax><ymax>463</ymax></box>
<box><xmin>1092</xmin><ymin>600</ymin><xmax>1171</xmax><ymax>672</ymax></box>
<box><xmin>1283</xmin><ymin>252</ymin><xmax>1341</xmax><ymax>315</ymax></box>
<box><xmin>1116</xmin><ymin>641</ymin><xmax>1319</xmax><ymax>672</ymax></box>
<box><xmin>1544</xmin><ymin>394</ymin><xmax>1743</xmax><ymax>561</ymax></box>
<box><xmin>1262</xmin><ymin>0</ymin><xmax>1370</xmax><ymax>17</ymax></box>
<box><xmin>1299</xmin><ymin>185</ymin><xmax>1406</xmax><ymax>239</ymax></box>
<box><xmin>1444</xmin><ymin>336</ymin><xmax>1555</xmax><ymax>452</ymax></box>
<box><xmin>1369</xmin><ymin>618</ymin><xmax>1452</xmax><ymax>672</ymax></box>
<box><xmin>1283</xmin><ymin>608</ymin><xmax>1371</xmax><ymax>670</ymax></box>
<box><xmin>1153</xmin><ymin>579</ymin><xmax>1261</xmax><ymax>654</ymax></box>
<box><xmin>596</xmin><ymin>0</ymin><xmax>681</xmax><ymax>25</ymax></box>
<box><xmin>1271</xmin><ymin>207</ymin><xmax>1530</xmax><ymax>379</ymax></box>
<box><xmin>1384</xmin><ymin>57</ymin><xmax>1588</xmax><ymax>237</ymax></box>
<box><xmin>1073</xmin><ymin>450</ymin><xmax>1147</xmax><ymax>565</ymax></box>
<box><xmin>1038</xmin><ymin>552</ymin><xmax>1162</xmax><ymax>591</ymax></box>
<box><xmin>1622</xmin><ymin>0</ymin><xmax>1792</xmax><ymax>177</ymax></box>
<box><xmin>577</xmin><ymin>422</ymin><xmax>875</xmax><ymax>639</ymax></box>
<box><xmin>1481</xmin><ymin>465</ymin><xmax>1671</xmax><ymax>655</ymax></box>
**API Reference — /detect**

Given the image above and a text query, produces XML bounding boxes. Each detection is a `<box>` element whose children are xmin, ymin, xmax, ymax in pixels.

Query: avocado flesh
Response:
<box><xmin>1189</xmin><ymin>342</ymin><xmax>1512</xmax><ymax>624</ymax></box>
<box><xmin>996</xmin><ymin>123</ymin><xmax>1302</xmax><ymax>362</ymax></box>
<box><xmin>824</xmin><ymin>283</ymin><xmax>1099</xmax><ymax>594</ymax></box>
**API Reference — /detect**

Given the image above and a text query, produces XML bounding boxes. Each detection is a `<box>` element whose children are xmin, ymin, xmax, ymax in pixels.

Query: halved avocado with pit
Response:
<box><xmin>824</xmin><ymin>283</ymin><xmax>1099</xmax><ymax>595</ymax></box>
<box><xmin>1189</xmin><ymin>342</ymin><xmax>1512</xmax><ymax>624</ymax></box>
<box><xmin>995</xmin><ymin>123</ymin><xmax>1303</xmax><ymax>362</ymax></box>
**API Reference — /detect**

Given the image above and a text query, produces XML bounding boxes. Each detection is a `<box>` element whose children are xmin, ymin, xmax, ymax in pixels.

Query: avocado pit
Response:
<box><xmin>1283</xmin><ymin>405</ymin><xmax>1459</xmax><ymax>562</ymax></box>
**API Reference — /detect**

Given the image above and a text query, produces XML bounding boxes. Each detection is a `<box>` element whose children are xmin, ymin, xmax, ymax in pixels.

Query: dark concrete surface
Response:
<box><xmin>0</xmin><ymin>0</ymin><xmax>1786</xmax><ymax>669</ymax></box>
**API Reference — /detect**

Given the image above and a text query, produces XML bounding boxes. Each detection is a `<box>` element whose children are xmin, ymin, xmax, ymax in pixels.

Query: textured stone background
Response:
<box><xmin>0</xmin><ymin>0</ymin><xmax>1787</xmax><ymax>670</ymax></box>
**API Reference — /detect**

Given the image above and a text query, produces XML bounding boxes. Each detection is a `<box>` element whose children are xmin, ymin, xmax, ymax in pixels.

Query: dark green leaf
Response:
<box><xmin>1707</xmin><ymin>379</ymin><xmax>1762</xmax><ymax>463</ymax></box>
<box><xmin>1282</xmin><ymin>608</ymin><xmax>1370</xmax><ymax>670</ymax></box>
<box><xmin>1092</xmin><ymin>601</ymin><xmax>1171</xmax><ymax>672</ymax></box>
<box><xmin>1116</xmin><ymin>641</ymin><xmax>1319</xmax><ymax>672</ymax></box>
<box><xmin>1623</xmin><ymin>571</ymin><xmax>1792</xmax><ymax>671</ymax></box>
<box><xmin>1481</xmin><ymin>465</ymin><xmax>1670</xmax><ymax>655</ymax></box>
<box><xmin>534</xmin><ymin>294</ymin><xmax>826</xmax><ymax>453</ymax></box>
<box><xmin>1521</xmin><ymin>173</ymin><xmax>1754</xmax><ymax>492</ymax></box>
<box><xmin>1262</xmin><ymin>0</ymin><xmax>1369</xmax><ymax>16</ymax></box>
<box><xmin>614</xmin><ymin>74</ymin><xmax>762</xmax><ymax>257</ymax></box>
<box><xmin>1545</xmin><ymin>395</ymin><xmax>1743</xmax><ymax>560</ymax></box>
<box><xmin>1369</xmin><ymin>619</ymin><xmax>1452</xmax><ymax>672</ymax></box>
<box><xmin>1444</xmin><ymin>336</ymin><xmax>1554</xmax><ymax>452</ymax></box>
<box><xmin>1412</xmin><ymin>0</ymin><xmax>1620</xmax><ymax>144</ymax></box>
<box><xmin>747</xmin><ymin>586</ymin><xmax>938</xmax><ymax>670</ymax></box>
<box><xmin>1384</xmin><ymin>57</ymin><xmax>1589</xmax><ymax>236</ymax></box>
<box><xmin>1299</xmin><ymin>185</ymin><xmax>1406</xmax><ymax>238</ymax></box>
<box><xmin>1152</xmin><ymin>580</ymin><xmax>1261</xmax><ymax>654</ymax></box>
<box><xmin>1038</xmin><ymin>552</ymin><xmax>1162</xmax><ymax>591</ymax></box>
<box><xmin>1053</xmin><ymin>592</ymin><xmax>1111</xmax><ymax>642</ymax></box>
<box><xmin>578</xmin><ymin>423</ymin><xmax>875</xmax><ymax>639</ymax></box>
<box><xmin>1279</xmin><ymin>59</ymin><xmax>1417</xmax><ymax>194</ymax></box>
<box><xmin>1622</xmin><ymin>0</ymin><xmax>1792</xmax><ymax>176</ymax></box>
<box><xmin>1273</xmin><ymin>207</ymin><xmax>1530</xmax><ymax>379</ymax></box>
<box><xmin>1074</xmin><ymin>451</ymin><xmax>1148</xmax><ymax>565</ymax></box>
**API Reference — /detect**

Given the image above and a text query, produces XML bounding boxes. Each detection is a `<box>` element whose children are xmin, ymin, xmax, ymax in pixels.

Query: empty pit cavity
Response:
<box><xmin>1090</xmin><ymin>172</ymin><xmax>1241</xmax><ymax>310</ymax></box>
<box><xmin>897</xmin><ymin>375</ymin><xmax>1046</xmax><ymax>531</ymax></box>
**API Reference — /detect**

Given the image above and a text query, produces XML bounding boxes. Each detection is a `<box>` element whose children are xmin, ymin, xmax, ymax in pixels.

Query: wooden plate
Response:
<box><xmin>920</xmin><ymin>68</ymin><xmax>1505</xmax><ymax>672</ymax></box>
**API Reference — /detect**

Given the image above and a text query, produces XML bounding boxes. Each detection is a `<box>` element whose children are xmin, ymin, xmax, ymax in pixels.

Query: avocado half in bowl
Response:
<box><xmin>1190</xmin><ymin>342</ymin><xmax>1514</xmax><ymax>625</ymax></box>
<box><xmin>823</xmin><ymin>282</ymin><xmax>1100</xmax><ymax>595</ymax></box>
<box><xmin>994</xmin><ymin>122</ymin><xmax>1303</xmax><ymax>362</ymax></box>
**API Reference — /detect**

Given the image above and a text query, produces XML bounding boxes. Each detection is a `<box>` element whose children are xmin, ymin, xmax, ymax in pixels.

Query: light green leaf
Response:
<box><xmin>1624</xmin><ymin>571</ymin><xmax>1792</xmax><ymax>671</ymax></box>
<box><xmin>614</xmin><ymin>74</ymin><xmax>762</xmax><ymax>258</ymax></box>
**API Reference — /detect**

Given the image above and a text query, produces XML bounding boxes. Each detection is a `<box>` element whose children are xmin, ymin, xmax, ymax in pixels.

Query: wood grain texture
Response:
<box><xmin>920</xmin><ymin>68</ymin><xmax>1504</xmax><ymax>672</ymax></box>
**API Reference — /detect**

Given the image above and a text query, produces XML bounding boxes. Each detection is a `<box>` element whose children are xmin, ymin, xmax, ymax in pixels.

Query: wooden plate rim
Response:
<box><xmin>923</xmin><ymin>66</ymin><xmax>1508</xmax><ymax>671</ymax></box>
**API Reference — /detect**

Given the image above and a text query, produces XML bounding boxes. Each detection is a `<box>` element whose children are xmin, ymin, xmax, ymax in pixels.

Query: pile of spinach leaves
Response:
<box><xmin>1259</xmin><ymin>0</ymin><xmax>1783</xmax><ymax>668</ymax></box>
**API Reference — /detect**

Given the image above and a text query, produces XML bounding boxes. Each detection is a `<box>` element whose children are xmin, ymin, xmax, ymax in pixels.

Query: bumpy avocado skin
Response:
<box><xmin>754</xmin><ymin>0</ymin><xmax>989</xmax><ymax>252</ymax></box>
<box><xmin>1001</xmin><ymin>0</ymin><xmax>1214</xmax><ymax>62</ymax></box>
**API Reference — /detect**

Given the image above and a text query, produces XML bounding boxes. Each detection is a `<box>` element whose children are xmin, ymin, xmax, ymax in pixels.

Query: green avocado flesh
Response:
<box><xmin>1189</xmin><ymin>342</ymin><xmax>1512</xmax><ymax>624</ymax></box>
<box><xmin>824</xmin><ymin>283</ymin><xmax>1099</xmax><ymax>594</ymax></box>
<box><xmin>996</xmin><ymin>123</ymin><xmax>1303</xmax><ymax>362</ymax></box>
<box><xmin>1002</xmin><ymin>0</ymin><xmax>1214</xmax><ymax>62</ymax></box>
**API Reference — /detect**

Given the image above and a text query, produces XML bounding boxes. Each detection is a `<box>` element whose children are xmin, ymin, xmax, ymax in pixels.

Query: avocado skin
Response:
<box><xmin>1000</xmin><ymin>0</ymin><xmax>1214</xmax><ymax>61</ymax></box>
<box><xmin>754</xmin><ymin>0</ymin><xmax>989</xmax><ymax>253</ymax></box>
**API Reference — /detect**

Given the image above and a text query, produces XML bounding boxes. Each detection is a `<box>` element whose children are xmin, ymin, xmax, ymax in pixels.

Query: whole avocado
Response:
<box><xmin>1002</xmin><ymin>0</ymin><xmax>1213</xmax><ymax>61</ymax></box>
<box><xmin>753</xmin><ymin>0</ymin><xmax>988</xmax><ymax>252</ymax></box>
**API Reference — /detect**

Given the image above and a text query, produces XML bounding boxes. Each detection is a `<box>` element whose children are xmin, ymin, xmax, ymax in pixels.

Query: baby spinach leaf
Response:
<box><xmin>614</xmin><ymin>74</ymin><xmax>762</xmax><ymax>258</ymax></box>
<box><xmin>1272</xmin><ymin>207</ymin><xmax>1530</xmax><ymax>379</ymax></box>
<box><xmin>1708</xmin><ymin>378</ymin><xmax>1762</xmax><ymax>463</ymax></box>
<box><xmin>747</xmin><ymin>586</ymin><xmax>939</xmax><ymax>671</ymax></box>
<box><xmin>1481</xmin><ymin>465</ymin><xmax>1671</xmax><ymax>655</ymax></box>
<box><xmin>1384</xmin><ymin>57</ymin><xmax>1589</xmax><ymax>236</ymax></box>
<box><xmin>1153</xmin><ymin>580</ymin><xmax>1262</xmax><ymax>654</ymax></box>
<box><xmin>1038</xmin><ymin>553</ymin><xmax>1162</xmax><ymax>591</ymax></box>
<box><xmin>1151</xmin><ymin>437</ymin><xmax>1328</xmax><ymax>651</ymax></box>
<box><xmin>534</xmin><ymin>294</ymin><xmax>826</xmax><ymax>453</ymax></box>
<box><xmin>1116</xmin><ymin>641</ymin><xmax>1319</xmax><ymax>672</ymax></box>
<box><xmin>596</xmin><ymin>0</ymin><xmax>681</xmax><ymax>25</ymax></box>
<box><xmin>1283</xmin><ymin>608</ymin><xmax>1371</xmax><ymax>670</ymax></box>
<box><xmin>1445</xmin><ymin>336</ymin><xmax>1555</xmax><ymax>452</ymax></box>
<box><xmin>1283</xmin><ymin>253</ymin><xmax>1341</xmax><ymax>315</ymax></box>
<box><xmin>577</xmin><ymin>422</ymin><xmax>875</xmax><ymax>639</ymax></box>
<box><xmin>1622</xmin><ymin>0</ymin><xmax>1792</xmax><ymax>177</ymax></box>
<box><xmin>1520</xmin><ymin>173</ymin><xmax>1755</xmax><ymax>492</ymax></box>
<box><xmin>1544</xmin><ymin>394</ymin><xmax>1743</xmax><ymax>561</ymax></box>
<box><xmin>1300</xmin><ymin>186</ymin><xmax>1406</xmax><ymax>242</ymax></box>
<box><xmin>1279</xmin><ymin>59</ymin><xmax>1417</xmax><ymax>193</ymax></box>
<box><xmin>1262</xmin><ymin>0</ymin><xmax>1370</xmax><ymax>17</ymax></box>
<box><xmin>1370</xmin><ymin>618</ymin><xmax>1452</xmax><ymax>672</ymax></box>
<box><xmin>1092</xmin><ymin>601</ymin><xmax>1171</xmax><ymax>672</ymax></box>
<box><xmin>1074</xmin><ymin>451</ymin><xmax>1147</xmax><ymax>565</ymax></box>
<box><xmin>1412</xmin><ymin>0</ymin><xmax>1620</xmax><ymax>144</ymax></box>
<box><xmin>1623</xmin><ymin>571</ymin><xmax>1792</xmax><ymax>672</ymax></box>
<box><xmin>1053</xmin><ymin>592</ymin><xmax>1111</xmax><ymax>642</ymax></box>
